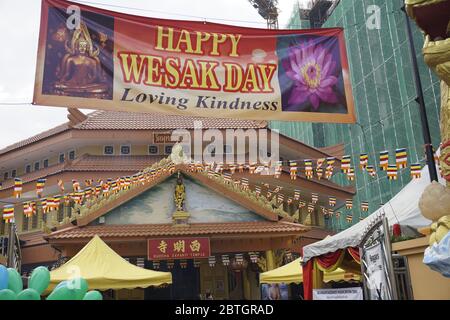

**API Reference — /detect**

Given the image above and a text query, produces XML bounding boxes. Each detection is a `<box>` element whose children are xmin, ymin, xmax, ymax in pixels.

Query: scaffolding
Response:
<box><xmin>270</xmin><ymin>0</ymin><xmax>441</xmax><ymax>231</ymax></box>
<box><xmin>248</xmin><ymin>0</ymin><xmax>279</xmax><ymax>29</ymax></box>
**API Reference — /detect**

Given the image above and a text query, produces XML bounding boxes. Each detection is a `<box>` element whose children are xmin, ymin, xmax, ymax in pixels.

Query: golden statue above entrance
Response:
<box><xmin>173</xmin><ymin>171</ymin><xmax>190</xmax><ymax>226</ymax></box>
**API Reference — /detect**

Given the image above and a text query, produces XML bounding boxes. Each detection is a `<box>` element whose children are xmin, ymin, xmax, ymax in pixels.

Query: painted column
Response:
<box><xmin>265</xmin><ymin>250</ymin><xmax>275</xmax><ymax>271</ymax></box>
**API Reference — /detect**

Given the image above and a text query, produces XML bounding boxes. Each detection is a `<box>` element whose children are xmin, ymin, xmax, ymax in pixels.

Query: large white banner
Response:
<box><xmin>364</xmin><ymin>242</ymin><xmax>390</xmax><ymax>300</ymax></box>
<box><xmin>313</xmin><ymin>288</ymin><xmax>363</xmax><ymax>300</ymax></box>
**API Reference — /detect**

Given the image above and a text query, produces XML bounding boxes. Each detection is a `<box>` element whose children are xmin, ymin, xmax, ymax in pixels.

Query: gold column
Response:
<box><xmin>265</xmin><ymin>250</ymin><xmax>275</xmax><ymax>271</ymax></box>
<box><xmin>242</xmin><ymin>269</ymin><xmax>251</xmax><ymax>300</ymax></box>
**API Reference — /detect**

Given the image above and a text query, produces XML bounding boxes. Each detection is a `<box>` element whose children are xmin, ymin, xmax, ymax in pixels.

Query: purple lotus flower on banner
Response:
<box><xmin>282</xmin><ymin>40</ymin><xmax>339</xmax><ymax>110</ymax></box>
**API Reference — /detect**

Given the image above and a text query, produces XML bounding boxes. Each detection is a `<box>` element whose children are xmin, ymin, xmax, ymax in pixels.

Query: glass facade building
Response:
<box><xmin>270</xmin><ymin>0</ymin><xmax>441</xmax><ymax>231</ymax></box>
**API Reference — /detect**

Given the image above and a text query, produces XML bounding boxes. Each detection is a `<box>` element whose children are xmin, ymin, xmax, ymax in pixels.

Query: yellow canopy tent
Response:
<box><xmin>48</xmin><ymin>235</ymin><xmax>172</xmax><ymax>291</ymax></box>
<box><xmin>260</xmin><ymin>258</ymin><xmax>360</xmax><ymax>284</ymax></box>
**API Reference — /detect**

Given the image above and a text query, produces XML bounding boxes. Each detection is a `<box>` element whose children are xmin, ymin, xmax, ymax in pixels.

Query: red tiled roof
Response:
<box><xmin>74</xmin><ymin>110</ymin><xmax>267</xmax><ymax>130</ymax></box>
<box><xmin>67</xmin><ymin>155</ymin><xmax>164</xmax><ymax>172</ymax></box>
<box><xmin>47</xmin><ymin>221</ymin><xmax>307</xmax><ymax>240</ymax></box>
<box><xmin>19</xmin><ymin>231</ymin><xmax>48</xmax><ymax>247</ymax></box>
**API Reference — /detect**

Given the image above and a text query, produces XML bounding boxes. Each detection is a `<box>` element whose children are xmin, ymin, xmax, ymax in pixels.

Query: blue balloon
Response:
<box><xmin>0</xmin><ymin>265</ymin><xmax>8</xmax><ymax>290</ymax></box>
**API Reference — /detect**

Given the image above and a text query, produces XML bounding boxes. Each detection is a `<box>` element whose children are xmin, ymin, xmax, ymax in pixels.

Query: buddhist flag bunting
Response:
<box><xmin>345</xmin><ymin>199</ymin><xmax>353</xmax><ymax>210</ymax></box>
<box><xmin>379</xmin><ymin>151</ymin><xmax>389</xmax><ymax>171</ymax></box>
<box><xmin>317</xmin><ymin>158</ymin><xmax>325</xmax><ymax>169</ymax></box>
<box><xmin>329</xmin><ymin>197</ymin><xmax>336</xmax><ymax>207</ymax></box>
<box><xmin>289</xmin><ymin>161</ymin><xmax>298</xmax><ymax>180</ymax></box>
<box><xmin>341</xmin><ymin>156</ymin><xmax>351</xmax><ymax>173</ymax></box>
<box><xmin>387</xmin><ymin>165</ymin><xmax>398</xmax><ymax>180</ymax></box>
<box><xmin>255</xmin><ymin>186</ymin><xmax>261</xmax><ymax>197</ymax></box>
<box><xmin>72</xmin><ymin>180</ymin><xmax>80</xmax><ymax>192</ymax></box>
<box><xmin>2</xmin><ymin>205</ymin><xmax>14</xmax><ymax>223</ymax></box>
<box><xmin>208</xmin><ymin>256</ymin><xmax>216</xmax><ymax>267</ymax></box>
<box><xmin>235</xmin><ymin>253</ymin><xmax>244</xmax><ymax>265</ymax></box>
<box><xmin>396</xmin><ymin>148</ymin><xmax>408</xmax><ymax>169</ymax></box>
<box><xmin>229</xmin><ymin>164</ymin><xmax>236</xmax><ymax>174</ymax></box>
<box><xmin>311</xmin><ymin>193</ymin><xmax>319</xmax><ymax>204</ymax></box>
<box><xmin>241</xmin><ymin>178</ymin><xmax>249</xmax><ymax>190</ymax></box>
<box><xmin>36</xmin><ymin>178</ymin><xmax>46</xmax><ymax>197</ymax></box>
<box><xmin>277</xmin><ymin>193</ymin><xmax>284</xmax><ymax>204</ymax></box>
<box><xmin>287</xmin><ymin>197</ymin><xmax>293</xmax><ymax>205</ymax></box>
<box><xmin>57</xmin><ymin>179</ymin><xmax>65</xmax><ymax>192</ymax></box>
<box><xmin>361</xmin><ymin>201</ymin><xmax>369</xmax><ymax>212</ymax></box>
<box><xmin>249</xmin><ymin>252</ymin><xmax>259</xmax><ymax>263</ymax></box>
<box><xmin>238</xmin><ymin>164</ymin><xmax>244</xmax><ymax>173</ymax></box>
<box><xmin>410</xmin><ymin>164</ymin><xmax>422</xmax><ymax>179</ymax></box>
<box><xmin>360</xmin><ymin>153</ymin><xmax>368</xmax><ymax>170</ymax></box>
<box><xmin>223</xmin><ymin>173</ymin><xmax>232</xmax><ymax>184</ymax></box>
<box><xmin>85</xmin><ymin>179</ymin><xmax>93</xmax><ymax>187</ymax></box>
<box><xmin>249</xmin><ymin>163</ymin><xmax>257</xmax><ymax>174</ymax></box>
<box><xmin>307</xmin><ymin>203</ymin><xmax>315</xmax><ymax>213</ymax></box>
<box><xmin>347</xmin><ymin>167</ymin><xmax>355</xmax><ymax>181</ymax></box>
<box><xmin>274</xmin><ymin>161</ymin><xmax>282</xmax><ymax>179</ymax></box>
<box><xmin>304</xmin><ymin>159</ymin><xmax>313</xmax><ymax>179</ymax></box>
<box><xmin>221</xmin><ymin>255</ymin><xmax>230</xmax><ymax>266</ymax></box>
<box><xmin>298</xmin><ymin>200</ymin><xmax>306</xmax><ymax>208</ymax></box>
<box><xmin>13</xmin><ymin>178</ymin><xmax>23</xmax><ymax>198</ymax></box>
<box><xmin>325</xmin><ymin>157</ymin><xmax>335</xmax><ymax>180</ymax></box>
<box><xmin>23</xmin><ymin>202</ymin><xmax>34</xmax><ymax>217</ymax></box>
<box><xmin>294</xmin><ymin>190</ymin><xmax>300</xmax><ymax>201</ymax></box>
<box><xmin>346</xmin><ymin>214</ymin><xmax>353</xmax><ymax>223</ymax></box>
<box><xmin>316</xmin><ymin>168</ymin><xmax>323</xmax><ymax>180</ymax></box>
<box><xmin>41</xmin><ymin>198</ymin><xmax>49</xmax><ymax>214</ymax></box>
<box><xmin>367</xmin><ymin>165</ymin><xmax>376</xmax><ymax>178</ymax></box>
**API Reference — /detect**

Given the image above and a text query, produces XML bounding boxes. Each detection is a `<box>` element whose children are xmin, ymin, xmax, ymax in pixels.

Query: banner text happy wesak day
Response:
<box><xmin>33</xmin><ymin>0</ymin><xmax>355</xmax><ymax>123</ymax></box>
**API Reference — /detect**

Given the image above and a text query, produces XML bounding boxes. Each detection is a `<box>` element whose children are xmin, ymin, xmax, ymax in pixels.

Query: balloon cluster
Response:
<box><xmin>0</xmin><ymin>265</ymin><xmax>102</xmax><ymax>300</ymax></box>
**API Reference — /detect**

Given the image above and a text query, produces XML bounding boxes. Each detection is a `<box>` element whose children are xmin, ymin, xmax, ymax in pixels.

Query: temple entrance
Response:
<box><xmin>144</xmin><ymin>260</ymin><xmax>200</xmax><ymax>300</ymax></box>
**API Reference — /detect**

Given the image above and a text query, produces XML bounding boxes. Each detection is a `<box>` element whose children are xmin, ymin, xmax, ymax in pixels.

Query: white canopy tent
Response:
<box><xmin>303</xmin><ymin>164</ymin><xmax>446</xmax><ymax>263</ymax></box>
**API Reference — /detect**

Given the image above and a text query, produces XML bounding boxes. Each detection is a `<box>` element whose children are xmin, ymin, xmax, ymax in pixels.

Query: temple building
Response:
<box><xmin>0</xmin><ymin>109</ymin><xmax>355</xmax><ymax>299</ymax></box>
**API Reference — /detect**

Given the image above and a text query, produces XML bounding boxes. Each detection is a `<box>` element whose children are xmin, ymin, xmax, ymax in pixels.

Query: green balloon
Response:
<box><xmin>46</xmin><ymin>285</ymin><xmax>78</xmax><ymax>300</ymax></box>
<box><xmin>0</xmin><ymin>289</ymin><xmax>17</xmax><ymax>300</ymax></box>
<box><xmin>67</xmin><ymin>277</ymin><xmax>88</xmax><ymax>300</ymax></box>
<box><xmin>83</xmin><ymin>290</ymin><xmax>103</xmax><ymax>300</ymax></box>
<box><xmin>7</xmin><ymin>268</ymin><xmax>23</xmax><ymax>294</ymax></box>
<box><xmin>17</xmin><ymin>288</ymin><xmax>41</xmax><ymax>300</ymax></box>
<box><xmin>29</xmin><ymin>267</ymin><xmax>50</xmax><ymax>294</ymax></box>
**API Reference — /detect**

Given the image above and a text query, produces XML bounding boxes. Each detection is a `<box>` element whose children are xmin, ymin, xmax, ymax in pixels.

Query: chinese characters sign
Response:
<box><xmin>148</xmin><ymin>237</ymin><xmax>211</xmax><ymax>260</ymax></box>
<box><xmin>33</xmin><ymin>0</ymin><xmax>355</xmax><ymax>123</ymax></box>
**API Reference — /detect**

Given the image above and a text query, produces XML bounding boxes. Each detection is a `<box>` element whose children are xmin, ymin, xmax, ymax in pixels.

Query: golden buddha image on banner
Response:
<box><xmin>33</xmin><ymin>0</ymin><xmax>356</xmax><ymax>123</ymax></box>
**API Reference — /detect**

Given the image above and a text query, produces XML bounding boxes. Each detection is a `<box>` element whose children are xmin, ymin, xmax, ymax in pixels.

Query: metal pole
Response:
<box><xmin>6</xmin><ymin>222</ymin><xmax>15</xmax><ymax>268</ymax></box>
<box><xmin>402</xmin><ymin>6</ymin><xmax>439</xmax><ymax>182</ymax></box>
<box><xmin>382</xmin><ymin>217</ymin><xmax>398</xmax><ymax>300</ymax></box>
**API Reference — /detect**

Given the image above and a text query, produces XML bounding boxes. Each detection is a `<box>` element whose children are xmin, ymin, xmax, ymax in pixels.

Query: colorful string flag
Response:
<box><xmin>304</xmin><ymin>159</ymin><xmax>313</xmax><ymax>179</ymax></box>
<box><xmin>316</xmin><ymin>168</ymin><xmax>323</xmax><ymax>180</ymax></box>
<box><xmin>347</xmin><ymin>167</ymin><xmax>355</xmax><ymax>181</ymax></box>
<box><xmin>298</xmin><ymin>200</ymin><xmax>306</xmax><ymax>209</ymax></box>
<box><xmin>223</xmin><ymin>173</ymin><xmax>232</xmax><ymax>184</ymax></box>
<box><xmin>234</xmin><ymin>179</ymin><xmax>241</xmax><ymax>189</ymax></box>
<box><xmin>307</xmin><ymin>203</ymin><xmax>315</xmax><ymax>213</ymax></box>
<box><xmin>255</xmin><ymin>186</ymin><xmax>261</xmax><ymax>197</ymax></box>
<box><xmin>311</xmin><ymin>193</ymin><xmax>319</xmax><ymax>204</ymax></box>
<box><xmin>249</xmin><ymin>252</ymin><xmax>259</xmax><ymax>263</ymax></box>
<box><xmin>289</xmin><ymin>161</ymin><xmax>298</xmax><ymax>180</ymax></box>
<box><xmin>179</xmin><ymin>260</ymin><xmax>188</xmax><ymax>269</ymax></box>
<box><xmin>294</xmin><ymin>189</ymin><xmax>301</xmax><ymax>201</ymax></box>
<box><xmin>13</xmin><ymin>178</ymin><xmax>23</xmax><ymax>198</ymax></box>
<box><xmin>40</xmin><ymin>198</ymin><xmax>49</xmax><ymax>214</ymax></box>
<box><xmin>241</xmin><ymin>178</ymin><xmax>249</xmax><ymax>191</ymax></box>
<box><xmin>193</xmin><ymin>260</ymin><xmax>201</xmax><ymax>268</ymax></box>
<box><xmin>221</xmin><ymin>255</ymin><xmax>230</xmax><ymax>266</ymax></box>
<box><xmin>23</xmin><ymin>202</ymin><xmax>34</xmax><ymax>217</ymax></box>
<box><xmin>316</xmin><ymin>158</ymin><xmax>325</xmax><ymax>179</ymax></box>
<box><xmin>396</xmin><ymin>148</ymin><xmax>408</xmax><ymax>169</ymax></box>
<box><xmin>2</xmin><ymin>205</ymin><xmax>15</xmax><ymax>223</ymax></box>
<box><xmin>325</xmin><ymin>157</ymin><xmax>335</xmax><ymax>179</ymax></box>
<box><xmin>36</xmin><ymin>178</ymin><xmax>46</xmax><ymax>197</ymax></box>
<box><xmin>249</xmin><ymin>162</ymin><xmax>257</xmax><ymax>174</ymax></box>
<box><xmin>387</xmin><ymin>165</ymin><xmax>398</xmax><ymax>180</ymax></box>
<box><xmin>410</xmin><ymin>164</ymin><xmax>422</xmax><ymax>179</ymax></box>
<box><xmin>341</xmin><ymin>155</ymin><xmax>351</xmax><ymax>173</ymax></box>
<box><xmin>235</xmin><ymin>254</ymin><xmax>244</xmax><ymax>265</ymax></box>
<box><xmin>274</xmin><ymin>161</ymin><xmax>283</xmax><ymax>179</ymax></box>
<box><xmin>85</xmin><ymin>187</ymin><xmax>93</xmax><ymax>199</ymax></box>
<box><xmin>152</xmin><ymin>260</ymin><xmax>160</xmax><ymax>270</ymax></box>
<box><xmin>277</xmin><ymin>193</ymin><xmax>284</xmax><ymax>204</ymax></box>
<box><xmin>329</xmin><ymin>197</ymin><xmax>337</xmax><ymax>207</ymax></box>
<box><xmin>367</xmin><ymin>166</ymin><xmax>376</xmax><ymax>178</ymax></box>
<box><xmin>238</xmin><ymin>164</ymin><xmax>244</xmax><ymax>173</ymax></box>
<box><xmin>345</xmin><ymin>199</ymin><xmax>353</xmax><ymax>210</ymax></box>
<box><xmin>208</xmin><ymin>256</ymin><xmax>216</xmax><ymax>267</ymax></box>
<box><xmin>360</xmin><ymin>153</ymin><xmax>369</xmax><ymax>170</ymax></box>
<box><xmin>229</xmin><ymin>164</ymin><xmax>236</xmax><ymax>174</ymax></box>
<box><xmin>273</xmin><ymin>186</ymin><xmax>282</xmax><ymax>193</ymax></box>
<box><xmin>167</xmin><ymin>260</ymin><xmax>175</xmax><ymax>270</ymax></box>
<box><xmin>85</xmin><ymin>179</ymin><xmax>93</xmax><ymax>187</ymax></box>
<box><xmin>57</xmin><ymin>179</ymin><xmax>65</xmax><ymax>192</ymax></box>
<box><xmin>379</xmin><ymin>151</ymin><xmax>389</xmax><ymax>171</ymax></box>
<box><xmin>346</xmin><ymin>214</ymin><xmax>353</xmax><ymax>223</ymax></box>
<box><xmin>361</xmin><ymin>201</ymin><xmax>369</xmax><ymax>212</ymax></box>
<box><xmin>72</xmin><ymin>179</ymin><xmax>80</xmax><ymax>192</ymax></box>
